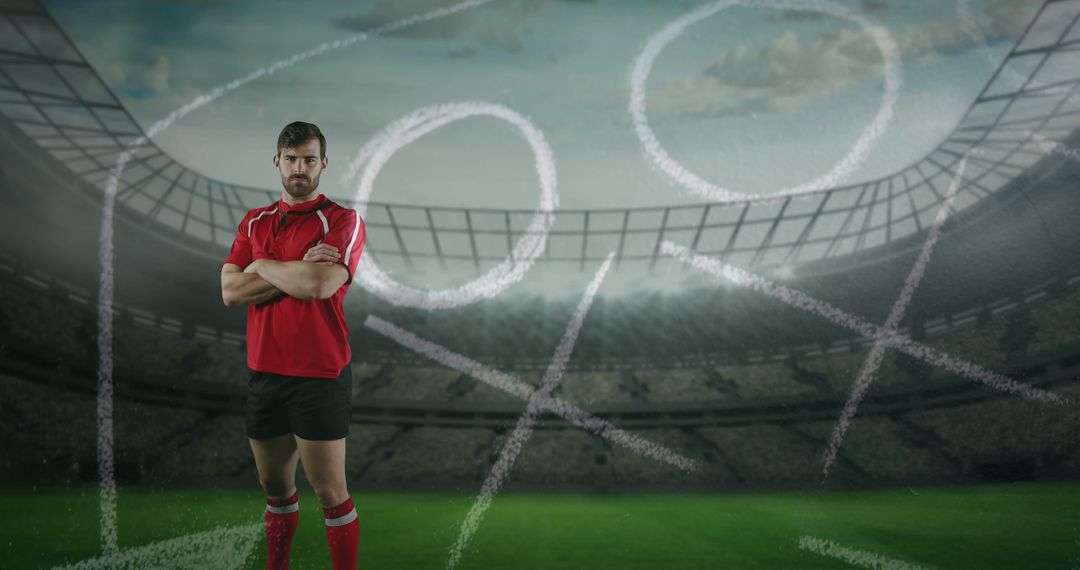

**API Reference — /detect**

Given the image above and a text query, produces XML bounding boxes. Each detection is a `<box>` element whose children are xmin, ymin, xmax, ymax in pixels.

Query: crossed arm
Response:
<box><xmin>221</xmin><ymin>243</ymin><xmax>349</xmax><ymax>307</ymax></box>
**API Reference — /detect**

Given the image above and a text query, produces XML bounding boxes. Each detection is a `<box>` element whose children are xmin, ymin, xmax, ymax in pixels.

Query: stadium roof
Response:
<box><xmin>1</xmin><ymin>0</ymin><xmax>1079</xmax><ymax>280</ymax></box>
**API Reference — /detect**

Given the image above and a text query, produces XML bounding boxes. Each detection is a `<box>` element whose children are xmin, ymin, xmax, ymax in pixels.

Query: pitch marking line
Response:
<box><xmin>630</xmin><ymin>0</ymin><xmax>901</xmax><ymax>203</ymax></box>
<box><xmin>445</xmin><ymin>251</ymin><xmax>614</xmax><ymax>569</ymax></box>
<box><xmin>363</xmin><ymin>256</ymin><xmax>702</xmax><ymax>568</ymax></box>
<box><xmin>49</xmin><ymin>522</ymin><xmax>261</xmax><ymax>570</ymax></box>
<box><xmin>661</xmin><ymin>241</ymin><xmax>1064</xmax><ymax>405</ymax></box>
<box><xmin>342</xmin><ymin>102</ymin><xmax>559</xmax><ymax>310</ymax></box>
<box><xmin>93</xmin><ymin>0</ymin><xmax>500</xmax><ymax>556</ymax></box>
<box><xmin>797</xmin><ymin>535</ymin><xmax>934</xmax><ymax>570</ymax></box>
<box><xmin>362</xmin><ymin>316</ymin><xmax>699</xmax><ymax>472</ymax></box>
<box><xmin>821</xmin><ymin>156</ymin><xmax>967</xmax><ymax>479</ymax></box>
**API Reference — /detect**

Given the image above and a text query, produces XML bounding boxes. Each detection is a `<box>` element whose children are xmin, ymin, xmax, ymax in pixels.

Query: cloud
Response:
<box><xmin>333</xmin><ymin>0</ymin><xmax>589</xmax><ymax>54</ymax></box>
<box><xmin>768</xmin><ymin>0</ymin><xmax>888</xmax><ymax>22</ymax></box>
<box><xmin>650</xmin><ymin>0</ymin><xmax>1038</xmax><ymax>118</ymax></box>
<box><xmin>143</xmin><ymin>55</ymin><xmax>170</xmax><ymax>92</ymax></box>
<box><xmin>102</xmin><ymin>54</ymin><xmax>172</xmax><ymax>99</ymax></box>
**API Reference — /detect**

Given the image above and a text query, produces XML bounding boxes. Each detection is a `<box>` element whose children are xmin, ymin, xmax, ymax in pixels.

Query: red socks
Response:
<box><xmin>264</xmin><ymin>492</ymin><xmax>359</xmax><ymax>569</ymax></box>
<box><xmin>323</xmin><ymin>497</ymin><xmax>359</xmax><ymax>570</ymax></box>
<box><xmin>265</xmin><ymin>491</ymin><xmax>300</xmax><ymax>570</ymax></box>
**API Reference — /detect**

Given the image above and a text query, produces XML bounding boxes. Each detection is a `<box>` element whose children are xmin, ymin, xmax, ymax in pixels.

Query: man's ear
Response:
<box><xmin>272</xmin><ymin>154</ymin><xmax>280</xmax><ymax>168</ymax></box>
<box><xmin>321</xmin><ymin>156</ymin><xmax>328</xmax><ymax>170</ymax></box>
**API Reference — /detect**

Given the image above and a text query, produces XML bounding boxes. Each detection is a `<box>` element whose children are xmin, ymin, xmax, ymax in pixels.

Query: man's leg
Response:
<box><xmin>296</xmin><ymin>436</ymin><xmax>357</xmax><ymax>570</ymax></box>
<box><xmin>250</xmin><ymin>435</ymin><xmax>301</xmax><ymax>570</ymax></box>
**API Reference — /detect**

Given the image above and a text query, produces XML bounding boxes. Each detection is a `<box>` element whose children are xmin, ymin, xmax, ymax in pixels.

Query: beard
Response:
<box><xmin>283</xmin><ymin>174</ymin><xmax>318</xmax><ymax>198</ymax></box>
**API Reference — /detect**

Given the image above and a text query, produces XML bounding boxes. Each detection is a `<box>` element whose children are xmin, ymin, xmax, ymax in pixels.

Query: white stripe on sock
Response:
<box><xmin>325</xmin><ymin>508</ymin><xmax>357</xmax><ymax>527</ymax></box>
<box><xmin>266</xmin><ymin>502</ymin><xmax>299</xmax><ymax>515</ymax></box>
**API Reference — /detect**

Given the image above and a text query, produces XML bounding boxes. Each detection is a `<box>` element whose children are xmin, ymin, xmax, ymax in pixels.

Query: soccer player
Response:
<box><xmin>220</xmin><ymin>121</ymin><xmax>366</xmax><ymax>569</ymax></box>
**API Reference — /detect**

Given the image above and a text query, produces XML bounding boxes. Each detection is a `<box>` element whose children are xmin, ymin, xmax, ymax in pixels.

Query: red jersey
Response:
<box><xmin>223</xmin><ymin>193</ymin><xmax>365</xmax><ymax>378</ymax></box>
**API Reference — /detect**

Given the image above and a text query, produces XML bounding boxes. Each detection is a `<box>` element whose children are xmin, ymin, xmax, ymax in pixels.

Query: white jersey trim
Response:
<box><xmin>316</xmin><ymin>210</ymin><xmax>329</xmax><ymax>235</ymax></box>
<box><xmin>343</xmin><ymin>211</ymin><xmax>361</xmax><ymax>265</ymax></box>
<box><xmin>248</xmin><ymin>208</ymin><xmax>279</xmax><ymax>238</ymax></box>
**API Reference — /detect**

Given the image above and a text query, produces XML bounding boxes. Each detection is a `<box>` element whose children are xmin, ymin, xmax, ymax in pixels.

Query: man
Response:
<box><xmin>220</xmin><ymin>121</ymin><xmax>365</xmax><ymax>570</ymax></box>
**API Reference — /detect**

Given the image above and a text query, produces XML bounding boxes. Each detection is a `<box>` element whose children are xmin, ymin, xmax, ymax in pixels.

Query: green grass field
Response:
<box><xmin>3</xmin><ymin>482</ymin><xmax>1079</xmax><ymax>569</ymax></box>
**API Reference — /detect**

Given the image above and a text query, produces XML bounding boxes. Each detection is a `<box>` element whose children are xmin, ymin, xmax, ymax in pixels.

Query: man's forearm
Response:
<box><xmin>222</xmin><ymin>272</ymin><xmax>284</xmax><ymax>307</ymax></box>
<box><xmin>248</xmin><ymin>259</ymin><xmax>338</xmax><ymax>300</ymax></box>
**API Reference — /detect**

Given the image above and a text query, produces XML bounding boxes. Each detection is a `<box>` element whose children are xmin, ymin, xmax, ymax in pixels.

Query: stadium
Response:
<box><xmin>1</xmin><ymin>0</ymin><xmax>1079</xmax><ymax>568</ymax></box>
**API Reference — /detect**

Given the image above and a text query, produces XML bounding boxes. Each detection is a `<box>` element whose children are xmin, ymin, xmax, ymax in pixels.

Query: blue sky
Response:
<box><xmin>43</xmin><ymin>0</ymin><xmax>1040</xmax><ymax>212</ymax></box>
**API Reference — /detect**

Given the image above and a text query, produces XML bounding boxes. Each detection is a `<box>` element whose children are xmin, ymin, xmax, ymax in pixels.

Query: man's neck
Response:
<box><xmin>281</xmin><ymin>191</ymin><xmax>322</xmax><ymax>207</ymax></box>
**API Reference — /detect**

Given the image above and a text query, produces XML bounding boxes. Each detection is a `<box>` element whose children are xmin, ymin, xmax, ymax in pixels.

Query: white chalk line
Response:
<box><xmin>363</xmin><ymin>316</ymin><xmax>699</xmax><ymax>471</ymax></box>
<box><xmin>93</xmin><ymin>0</ymin><xmax>499</xmax><ymax>556</ymax></box>
<box><xmin>50</xmin><ymin>522</ymin><xmax>262</xmax><ymax>570</ymax></box>
<box><xmin>797</xmin><ymin>535</ymin><xmax>933</xmax><ymax>570</ymax></box>
<box><xmin>969</xmin><ymin>130</ymin><xmax>1080</xmax><ymax>165</ymax></box>
<box><xmin>445</xmin><ymin>251</ymin><xmax>615</xmax><ymax>570</ymax></box>
<box><xmin>342</xmin><ymin>102</ymin><xmax>558</xmax><ymax>310</ymax></box>
<box><xmin>629</xmin><ymin>0</ymin><xmax>901</xmax><ymax>204</ymax></box>
<box><xmin>1027</xmin><ymin>131</ymin><xmax>1080</xmax><ymax>163</ymax></box>
<box><xmin>661</xmin><ymin>240</ymin><xmax>1064</xmax><ymax>405</ymax></box>
<box><xmin>820</xmin><ymin>156</ymin><xmax>967</xmax><ymax>480</ymax></box>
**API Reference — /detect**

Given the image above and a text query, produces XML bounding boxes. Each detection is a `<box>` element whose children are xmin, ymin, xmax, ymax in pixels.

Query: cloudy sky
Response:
<box><xmin>40</xmin><ymin>0</ymin><xmax>1039</xmax><ymax>214</ymax></box>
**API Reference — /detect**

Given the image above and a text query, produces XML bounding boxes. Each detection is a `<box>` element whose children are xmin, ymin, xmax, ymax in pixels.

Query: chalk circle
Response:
<box><xmin>629</xmin><ymin>0</ymin><xmax>902</xmax><ymax>203</ymax></box>
<box><xmin>345</xmin><ymin>102</ymin><xmax>559</xmax><ymax>310</ymax></box>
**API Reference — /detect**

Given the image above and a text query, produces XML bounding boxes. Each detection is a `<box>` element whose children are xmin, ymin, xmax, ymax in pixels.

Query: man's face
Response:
<box><xmin>273</xmin><ymin>138</ymin><xmax>327</xmax><ymax>199</ymax></box>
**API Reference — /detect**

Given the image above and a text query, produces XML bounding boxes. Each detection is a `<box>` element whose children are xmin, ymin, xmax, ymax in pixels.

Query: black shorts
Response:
<box><xmin>246</xmin><ymin>364</ymin><xmax>353</xmax><ymax>441</ymax></box>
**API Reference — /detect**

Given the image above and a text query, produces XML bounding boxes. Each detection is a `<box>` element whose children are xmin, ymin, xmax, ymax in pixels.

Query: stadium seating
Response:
<box><xmin>112</xmin><ymin>398</ymin><xmax>208</xmax><ymax>471</ymax></box>
<box><xmin>557</xmin><ymin>370</ymin><xmax>641</xmax><ymax>405</ymax></box>
<box><xmin>1029</xmin><ymin>287</ymin><xmax>1080</xmax><ymax>355</ymax></box>
<box><xmin>906</xmin><ymin>395</ymin><xmax>1080</xmax><ymax>462</ymax></box>
<box><xmin>0</xmin><ymin>373</ymin><xmax>96</xmax><ymax>479</ymax></box>
<box><xmin>145</xmin><ymin>414</ymin><xmax>255</xmax><ymax>484</ymax></box>
<box><xmin>716</xmin><ymin>362</ymin><xmax>822</xmax><ymax>399</ymax></box>
<box><xmin>0</xmin><ymin>277</ymin><xmax>90</xmax><ymax>359</ymax></box>
<box><xmin>792</xmin><ymin>418</ymin><xmax>961</xmax><ymax>482</ymax></box>
<box><xmin>696</xmin><ymin>425</ymin><xmax>824</xmax><ymax>484</ymax></box>
<box><xmin>455</xmin><ymin>377</ymin><xmax>529</xmax><ymax>405</ymax></box>
<box><xmin>363</xmin><ymin>426</ymin><xmax>494</xmax><ymax>485</ymax></box>
<box><xmin>350</xmin><ymin>363</ymin><xmax>384</xmax><ymax>397</ymax></box>
<box><xmin>113</xmin><ymin>323</ymin><xmax>201</xmax><ymax>379</ymax></box>
<box><xmin>198</xmin><ymin>342</ymin><xmax>249</xmax><ymax>386</ymax></box>
<box><xmin>0</xmin><ymin>372</ymin><xmax>210</xmax><ymax>483</ymax></box>
<box><xmin>345</xmin><ymin>423</ymin><xmax>403</xmax><ymax>480</ymax></box>
<box><xmin>509</xmin><ymin>429</ymin><xmax>606</xmax><ymax>485</ymax></box>
<box><xmin>922</xmin><ymin>314</ymin><xmax>1009</xmax><ymax>370</ymax></box>
<box><xmin>635</xmin><ymin>368</ymin><xmax>731</xmax><ymax>403</ymax></box>
<box><xmin>3</xmin><ymin>253</ymin><xmax>1080</xmax><ymax>489</ymax></box>
<box><xmin>364</xmin><ymin>367</ymin><xmax>461</xmax><ymax>401</ymax></box>
<box><xmin>608</xmin><ymin>428</ymin><xmax>738</xmax><ymax>485</ymax></box>
<box><xmin>3</xmin><ymin>257</ymin><xmax>1079</xmax><ymax>406</ymax></box>
<box><xmin>790</xmin><ymin>352</ymin><xmax>870</xmax><ymax>394</ymax></box>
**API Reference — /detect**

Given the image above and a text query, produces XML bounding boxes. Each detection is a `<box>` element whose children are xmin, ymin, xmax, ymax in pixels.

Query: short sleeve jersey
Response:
<box><xmin>223</xmin><ymin>193</ymin><xmax>366</xmax><ymax>378</ymax></box>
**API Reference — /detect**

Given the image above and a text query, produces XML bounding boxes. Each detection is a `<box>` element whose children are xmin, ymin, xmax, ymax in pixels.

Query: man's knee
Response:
<box><xmin>259</xmin><ymin>477</ymin><xmax>297</xmax><ymax>501</ymax></box>
<box><xmin>311</xmin><ymin>481</ymin><xmax>349</xmax><ymax>508</ymax></box>
<box><xmin>250</xmin><ymin>435</ymin><xmax>299</xmax><ymax>500</ymax></box>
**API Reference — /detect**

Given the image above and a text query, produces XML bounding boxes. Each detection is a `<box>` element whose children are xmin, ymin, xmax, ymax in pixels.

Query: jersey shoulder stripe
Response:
<box><xmin>243</xmin><ymin>203</ymin><xmax>280</xmax><ymax>237</ymax></box>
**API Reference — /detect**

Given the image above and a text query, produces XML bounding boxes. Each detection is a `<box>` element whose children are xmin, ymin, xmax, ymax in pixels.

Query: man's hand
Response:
<box><xmin>304</xmin><ymin>243</ymin><xmax>341</xmax><ymax>264</ymax></box>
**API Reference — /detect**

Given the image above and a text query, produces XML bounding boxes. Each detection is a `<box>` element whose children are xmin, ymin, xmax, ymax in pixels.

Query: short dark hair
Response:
<box><xmin>276</xmin><ymin>121</ymin><xmax>326</xmax><ymax>159</ymax></box>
